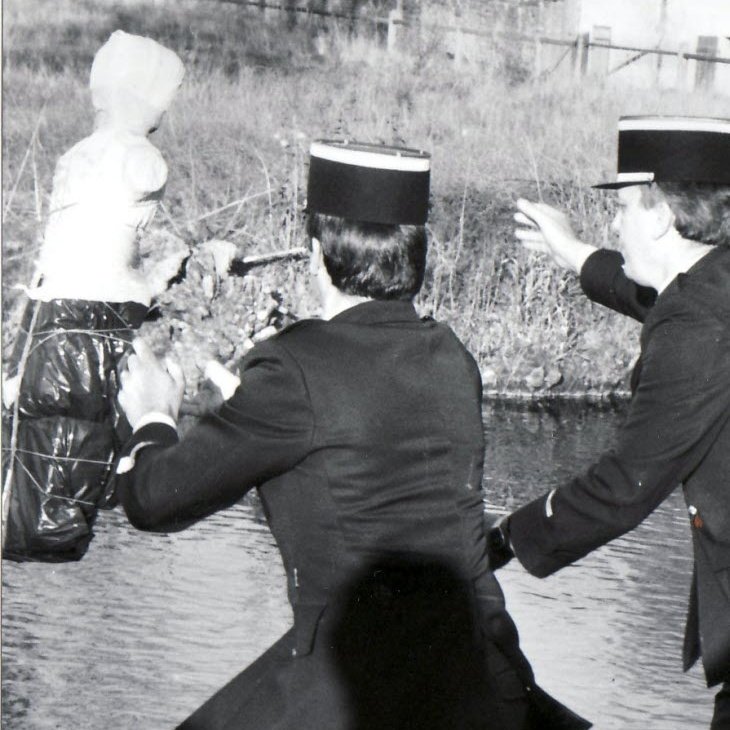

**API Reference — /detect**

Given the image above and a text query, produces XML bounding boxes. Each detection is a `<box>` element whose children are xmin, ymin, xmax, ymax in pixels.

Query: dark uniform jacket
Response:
<box><xmin>116</xmin><ymin>300</ymin><xmax>590</xmax><ymax>730</ymax></box>
<box><xmin>509</xmin><ymin>247</ymin><xmax>730</xmax><ymax>688</ymax></box>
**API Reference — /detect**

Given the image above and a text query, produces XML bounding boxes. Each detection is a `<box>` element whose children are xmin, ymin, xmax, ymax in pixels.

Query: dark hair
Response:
<box><xmin>306</xmin><ymin>212</ymin><xmax>427</xmax><ymax>300</ymax></box>
<box><xmin>639</xmin><ymin>183</ymin><xmax>730</xmax><ymax>247</ymax></box>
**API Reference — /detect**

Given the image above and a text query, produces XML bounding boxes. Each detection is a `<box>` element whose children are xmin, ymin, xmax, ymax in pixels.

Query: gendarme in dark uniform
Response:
<box><xmin>115</xmin><ymin>141</ymin><xmax>590</xmax><ymax>730</ymax></box>
<box><xmin>496</xmin><ymin>117</ymin><xmax>730</xmax><ymax>728</ymax></box>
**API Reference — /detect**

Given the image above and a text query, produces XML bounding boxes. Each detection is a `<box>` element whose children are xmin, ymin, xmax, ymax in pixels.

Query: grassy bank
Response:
<box><xmin>3</xmin><ymin>0</ymin><xmax>728</xmax><ymax>397</ymax></box>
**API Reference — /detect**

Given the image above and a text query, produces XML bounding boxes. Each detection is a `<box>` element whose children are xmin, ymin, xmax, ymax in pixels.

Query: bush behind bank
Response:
<box><xmin>3</xmin><ymin>0</ymin><xmax>726</xmax><ymax>396</ymax></box>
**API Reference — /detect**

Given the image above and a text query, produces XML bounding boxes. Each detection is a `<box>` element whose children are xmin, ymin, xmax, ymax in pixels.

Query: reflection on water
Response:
<box><xmin>484</xmin><ymin>402</ymin><xmax>710</xmax><ymax>730</ymax></box>
<box><xmin>2</xmin><ymin>403</ymin><xmax>712</xmax><ymax>729</ymax></box>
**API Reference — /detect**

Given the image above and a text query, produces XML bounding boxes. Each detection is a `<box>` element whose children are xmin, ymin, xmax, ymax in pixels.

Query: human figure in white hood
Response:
<box><xmin>3</xmin><ymin>31</ymin><xmax>185</xmax><ymax>562</ymax></box>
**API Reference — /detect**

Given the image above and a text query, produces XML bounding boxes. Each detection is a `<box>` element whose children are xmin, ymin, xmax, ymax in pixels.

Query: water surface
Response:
<box><xmin>2</xmin><ymin>404</ymin><xmax>711</xmax><ymax>728</ymax></box>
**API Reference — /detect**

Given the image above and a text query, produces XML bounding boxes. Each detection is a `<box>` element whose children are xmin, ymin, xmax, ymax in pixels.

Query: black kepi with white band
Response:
<box><xmin>307</xmin><ymin>141</ymin><xmax>431</xmax><ymax>225</ymax></box>
<box><xmin>595</xmin><ymin>115</ymin><xmax>730</xmax><ymax>189</ymax></box>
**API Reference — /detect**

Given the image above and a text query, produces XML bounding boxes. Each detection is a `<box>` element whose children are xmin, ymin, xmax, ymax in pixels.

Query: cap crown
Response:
<box><xmin>307</xmin><ymin>141</ymin><xmax>431</xmax><ymax>225</ymax></box>
<box><xmin>597</xmin><ymin>116</ymin><xmax>730</xmax><ymax>188</ymax></box>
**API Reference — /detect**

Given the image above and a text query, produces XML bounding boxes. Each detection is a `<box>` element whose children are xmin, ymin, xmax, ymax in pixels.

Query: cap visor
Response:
<box><xmin>592</xmin><ymin>180</ymin><xmax>653</xmax><ymax>190</ymax></box>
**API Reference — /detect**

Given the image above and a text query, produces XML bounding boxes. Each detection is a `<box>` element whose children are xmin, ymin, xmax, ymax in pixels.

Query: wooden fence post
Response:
<box><xmin>570</xmin><ymin>34</ymin><xmax>579</xmax><ymax>75</ymax></box>
<box><xmin>388</xmin><ymin>8</ymin><xmax>402</xmax><ymax>53</ymax></box>
<box><xmin>573</xmin><ymin>32</ymin><xmax>588</xmax><ymax>78</ymax></box>
<box><xmin>402</xmin><ymin>0</ymin><xmax>422</xmax><ymax>51</ymax></box>
<box><xmin>285</xmin><ymin>0</ymin><xmax>297</xmax><ymax>29</ymax></box>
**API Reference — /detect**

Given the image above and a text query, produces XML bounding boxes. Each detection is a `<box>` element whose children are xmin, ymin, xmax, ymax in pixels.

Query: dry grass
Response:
<box><xmin>3</xmin><ymin>0</ymin><xmax>728</xmax><ymax>394</ymax></box>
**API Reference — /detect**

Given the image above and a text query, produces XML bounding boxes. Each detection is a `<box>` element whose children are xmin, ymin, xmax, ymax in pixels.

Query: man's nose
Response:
<box><xmin>610</xmin><ymin>212</ymin><xmax>621</xmax><ymax>234</ymax></box>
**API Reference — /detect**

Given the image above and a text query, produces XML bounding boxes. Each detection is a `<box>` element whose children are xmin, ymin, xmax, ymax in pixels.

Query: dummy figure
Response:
<box><xmin>2</xmin><ymin>30</ymin><xmax>185</xmax><ymax>562</ymax></box>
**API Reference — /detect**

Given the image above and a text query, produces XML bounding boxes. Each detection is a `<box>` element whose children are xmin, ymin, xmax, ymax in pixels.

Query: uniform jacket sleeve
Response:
<box><xmin>509</xmin><ymin>299</ymin><xmax>730</xmax><ymax>577</ymax></box>
<box><xmin>116</xmin><ymin>338</ymin><xmax>314</xmax><ymax>532</ymax></box>
<box><xmin>580</xmin><ymin>248</ymin><xmax>657</xmax><ymax>323</ymax></box>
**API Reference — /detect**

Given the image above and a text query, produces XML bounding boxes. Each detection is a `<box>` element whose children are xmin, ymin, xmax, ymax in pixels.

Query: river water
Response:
<box><xmin>2</xmin><ymin>403</ymin><xmax>712</xmax><ymax>729</ymax></box>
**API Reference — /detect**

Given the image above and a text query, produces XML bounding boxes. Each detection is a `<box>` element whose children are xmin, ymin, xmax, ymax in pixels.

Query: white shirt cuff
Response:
<box><xmin>545</xmin><ymin>488</ymin><xmax>557</xmax><ymax>518</ymax></box>
<box><xmin>133</xmin><ymin>412</ymin><xmax>178</xmax><ymax>433</ymax></box>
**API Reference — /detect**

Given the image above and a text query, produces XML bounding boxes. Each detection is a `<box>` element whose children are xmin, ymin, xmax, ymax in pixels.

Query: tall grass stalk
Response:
<box><xmin>3</xmin><ymin>104</ymin><xmax>45</xmax><ymax>222</ymax></box>
<box><xmin>3</xmin><ymin>0</ymin><xmax>729</xmax><ymax>394</ymax></box>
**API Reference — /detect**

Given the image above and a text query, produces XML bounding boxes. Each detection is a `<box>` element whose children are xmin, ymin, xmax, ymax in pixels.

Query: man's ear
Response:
<box><xmin>310</xmin><ymin>237</ymin><xmax>324</xmax><ymax>275</ymax></box>
<box><xmin>652</xmin><ymin>201</ymin><xmax>676</xmax><ymax>240</ymax></box>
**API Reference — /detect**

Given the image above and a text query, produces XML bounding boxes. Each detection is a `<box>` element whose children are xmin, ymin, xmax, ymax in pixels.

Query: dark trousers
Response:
<box><xmin>712</xmin><ymin>681</ymin><xmax>730</xmax><ymax>730</ymax></box>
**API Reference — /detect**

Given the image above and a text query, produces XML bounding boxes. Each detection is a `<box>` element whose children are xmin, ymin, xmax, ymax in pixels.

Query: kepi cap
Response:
<box><xmin>595</xmin><ymin>115</ymin><xmax>730</xmax><ymax>189</ymax></box>
<box><xmin>307</xmin><ymin>141</ymin><xmax>431</xmax><ymax>225</ymax></box>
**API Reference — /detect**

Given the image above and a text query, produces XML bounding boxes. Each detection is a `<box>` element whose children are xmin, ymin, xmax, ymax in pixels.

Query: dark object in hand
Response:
<box><xmin>487</xmin><ymin>518</ymin><xmax>515</xmax><ymax>570</ymax></box>
<box><xmin>228</xmin><ymin>248</ymin><xmax>308</xmax><ymax>277</ymax></box>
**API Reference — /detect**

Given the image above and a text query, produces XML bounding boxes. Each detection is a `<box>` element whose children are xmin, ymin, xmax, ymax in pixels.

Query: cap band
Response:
<box><xmin>618</xmin><ymin>117</ymin><xmax>730</xmax><ymax>134</ymax></box>
<box><xmin>309</xmin><ymin>141</ymin><xmax>431</xmax><ymax>172</ymax></box>
<box><xmin>307</xmin><ymin>141</ymin><xmax>431</xmax><ymax>225</ymax></box>
<box><xmin>615</xmin><ymin>171</ymin><xmax>655</xmax><ymax>183</ymax></box>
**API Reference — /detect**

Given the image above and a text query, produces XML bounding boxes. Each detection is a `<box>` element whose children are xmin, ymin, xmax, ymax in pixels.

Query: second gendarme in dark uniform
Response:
<box><xmin>115</xmin><ymin>141</ymin><xmax>590</xmax><ymax>730</ymax></box>
<box><xmin>499</xmin><ymin>116</ymin><xmax>730</xmax><ymax>728</ymax></box>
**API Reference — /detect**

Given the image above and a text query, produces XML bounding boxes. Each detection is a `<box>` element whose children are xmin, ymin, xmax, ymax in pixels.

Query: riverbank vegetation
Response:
<box><xmin>3</xmin><ymin>0</ymin><xmax>727</xmax><ymax>397</ymax></box>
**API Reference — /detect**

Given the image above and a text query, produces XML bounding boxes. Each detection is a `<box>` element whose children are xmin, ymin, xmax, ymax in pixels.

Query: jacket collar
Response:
<box><xmin>675</xmin><ymin>243</ymin><xmax>727</xmax><ymax>290</ymax></box>
<box><xmin>329</xmin><ymin>299</ymin><xmax>420</xmax><ymax>325</ymax></box>
<box><xmin>655</xmin><ymin>244</ymin><xmax>727</xmax><ymax>305</ymax></box>
<box><xmin>645</xmin><ymin>244</ymin><xmax>730</xmax><ymax>332</ymax></box>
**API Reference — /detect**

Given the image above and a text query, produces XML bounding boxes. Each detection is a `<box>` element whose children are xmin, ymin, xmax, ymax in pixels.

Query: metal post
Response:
<box><xmin>676</xmin><ymin>44</ymin><xmax>688</xmax><ymax>90</ymax></box>
<box><xmin>656</xmin><ymin>0</ymin><xmax>668</xmax><ymax>81</ymax></box>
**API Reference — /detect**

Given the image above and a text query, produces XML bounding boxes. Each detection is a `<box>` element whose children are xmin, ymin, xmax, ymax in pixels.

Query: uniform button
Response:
<box><xmin>291</xmin><ymin>648</ymin><xmax>297</xmax><ymax>657</ymax></box>
<box><xmin>688</xmin><ymin>506</ymin><xmax>703</xmax><ymax>528</ymax></box>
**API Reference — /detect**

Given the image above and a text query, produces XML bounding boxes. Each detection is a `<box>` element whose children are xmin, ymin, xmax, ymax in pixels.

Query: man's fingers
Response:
<box><xmin>132</xmin><ymin>338</ymin><xmax>156</xmax><ymax>363</ymax></box>
<box><xmin>515</xmin><ymin>228</ymin><xmax>545</xmax><ymax>242</ymax></box>
<box><xmin>513</xmin><ymin>212</ymin><xmax>536</xmax><ymax>227</ymax></box>
<box><xmin>519</xmin><ymin>240</ymin><xmax>549</xmax><ymax>254</ymax></box>
<box><xmin>130</xmin><ymin>339</ymin><xmax>170</xmax><ymax>379</ymax></box>
<box><xmin>515</xmin><ymin>198</ymin><xmax>543</xmax><ymax>224</ymax></box>
<box><xmin>165</xmin><ymin>358</ymin><xmax>186</xmax><ymax>396</ymax></box>
<box><xmin>125</xmin><ymin>353</ymin><xmax>139</xmax><ymax>374</ymax></box>
<box><xmin>532</xmin><ymin>201</ymin><xmax>565</xmax><ymax>222</ymax></box>
<box><xmin>517</xmin><ymin>198</ymin><xmax>565</xmax><ymax>224</ymax></box>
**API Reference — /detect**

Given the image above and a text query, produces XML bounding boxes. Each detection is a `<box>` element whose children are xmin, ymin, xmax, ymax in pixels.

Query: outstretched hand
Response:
<box><xmin>514</xmin><ymin>198</ymin><xmax>597</xmax><ymax>275</ymax></box>
<box><xmin>118</xmin><ymin>339</ymin><xmax>185</xmax><ymax>429</ymax></box>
